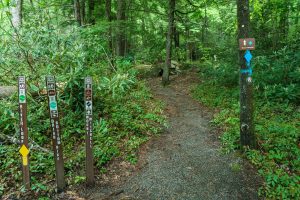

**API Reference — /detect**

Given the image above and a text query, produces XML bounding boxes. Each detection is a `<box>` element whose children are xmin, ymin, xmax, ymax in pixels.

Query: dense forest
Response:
<box><xmin>0</xmin><ymin>0</ymin><xmax>299</xmax><ymax>199</ymax></box>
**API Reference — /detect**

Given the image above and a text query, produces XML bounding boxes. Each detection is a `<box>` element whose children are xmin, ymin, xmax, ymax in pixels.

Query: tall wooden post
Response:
<box><xmin>237</xmin><ymin>0</ymin><xmax>256</xmax><ymax>148</ymax></box>
<box><xmin>85</xmin><ymin>77</ymin><xmax>95</xmax><ymax>186</ymax></box>
<box><xmin>18</xmin><ymin>76</ymin><xmax>30</xmax><ymax>190</ymax></box>
<box><xmin>45</xmin><ymin>76</ymin><xmax>66</xmax><ymax>192</ymax></box>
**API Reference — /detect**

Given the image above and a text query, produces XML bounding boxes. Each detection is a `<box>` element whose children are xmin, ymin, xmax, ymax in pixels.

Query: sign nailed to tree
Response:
<box><xmin>239</xmin><ymin>38</ymin><xmax>255</xmax><ymax>50</ymax></box>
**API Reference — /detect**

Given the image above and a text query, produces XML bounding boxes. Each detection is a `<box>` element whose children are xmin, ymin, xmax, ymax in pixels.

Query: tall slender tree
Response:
<box><xmin>106</xmin><ymin>0</ymin><xmax>113</xmax><ymax>53</ymax></box>
<box><xmin>88</xmin><ymin>0</ymin><xmax>95</xmax><ymax>24</ymax></box>
<box><xmin>162</xmin><ymin>0</ymin><xmax>176</xmax><ymax>85</ymax></box>
<box><xmin>117</xmin><ymin>0</ymin><xmax>126</xmax><ymax>57</ymax></box>
<box><xmin>81</xmin><ymin>0</ymin><xmax>86</xmax><ymax>25</ymax></box>
<box><xmin>74</xmin><ymin>0</ymin><xmax>82</xmax><ymax>26</ymax></box>
<box><xmin>11</xmin><ymin>0</ymin><xmax>23</xmax><ymax>29</ymax></box>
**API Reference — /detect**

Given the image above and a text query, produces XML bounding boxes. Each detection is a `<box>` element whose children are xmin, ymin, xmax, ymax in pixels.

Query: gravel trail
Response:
<box><xmin>110</xmin><ymin>71</ymin><xmax>261</xmax><ymax>200</ymax></box>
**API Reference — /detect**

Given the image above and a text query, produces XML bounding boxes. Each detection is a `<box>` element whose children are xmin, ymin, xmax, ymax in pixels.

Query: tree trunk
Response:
<box><xmin>279</xmin><ymin>1</ymin><xmax>290</xmax><ymax>44</ymax></box>
<box><xmin>174</xmin><ymin>23</ymin><xmax>180</xmax><ymax>48</ymax></box>
<box><xmin>88</xmin><ymin>0</ymin><xmax>95</xmax><ymax>24</ymax></box>
<box><xmin>74</xmin><ymin>0</ymin><xmax>82</xmax><ymax>26</ymax></box>
<box><xmin>201</xmin><ymin>4</ymin><xmax>207</xmax><ymax>45</ymax></box>
<box><xmin>117</xmin><ymin>0</ymin><xmax>126</xmax><ymax>57</ymax></box>
<box><xmin>162</xmin><ymin>0</ymin><xmax>175</xmax><ymax>85</ymax></box>
<box><xmin>106</xmin><ymin>0</ymin><xmax>114</xmax><ymax>66</ymax></box>
<box><xmin>185</xmin><ymin>26</ymin><xmax>191</xmax><ymax>61</ymax></box>
<box><xmin>81</xmin><ymin>0</ymin><xmax>86</xmax><ymax>25</ymax></box>
<box><xmin>105</xmin><ymin>0</ymin><xmax>113</xmax><ymax>45</ymax></box>
<box><xmin>11</xmin><ymin>0</ymin><xmax>23</xmax><ymax>29</ymax></box>
<box><xmin>237</xmin><ymin>0</ymin><xmax>256</xmax><ymax>148</ymax></box>
<box><xmin>296</xmin><ymin>1</ymin><xmax>300</xmax><ymax>25</ymax></box>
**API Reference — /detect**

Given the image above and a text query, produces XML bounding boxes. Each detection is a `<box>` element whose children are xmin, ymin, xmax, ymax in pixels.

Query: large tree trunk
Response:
<box><xmin>237</xmin><ymin>0</ymin><xmax>256</xmax><ymax>148</ymax></box>
<box><xmin>11</xmin><ymin>0</ymin><xmax>23</xmax><ymax>29</ymax></box>
<box><xmin>88</xmin><ymin>0</ymin><xmax>95</xmax><ymax>24</ymax></box>
<box><xmin>117</xmin><ymin>0</ymin><xmax>126</xmax><ymax>57</ymax></box>
<box><xmin>74</xmin><ymin>0</ymin><xmax>82</xmax><ymax>26</ymax></box>
<box><xmin>162</xmin><ymin>0</ymin><xmax>175</xmax><ymax>85</ymax></box>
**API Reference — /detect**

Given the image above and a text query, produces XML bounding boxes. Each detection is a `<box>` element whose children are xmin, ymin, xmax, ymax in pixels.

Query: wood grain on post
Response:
<box><xmin>18</xmin><ymin>76</ymin><xmax>30</xmax><ymax>190</ymax></box>
<box><xmin>45</xmin><ymin>76</ymin><xmax>66</xmax><ymax>192</ymax></box>
<box><xmin>85</xmin><ymin>77</ymin><xmax>95</xmax><ymax>186</ymax></box>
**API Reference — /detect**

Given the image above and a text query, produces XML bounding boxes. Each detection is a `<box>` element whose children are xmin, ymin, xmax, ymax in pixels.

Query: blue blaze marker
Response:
<box><xmin>244</xmin><ymin>50</ymin><xmax>252</xmax><ymax>63</ymax></box>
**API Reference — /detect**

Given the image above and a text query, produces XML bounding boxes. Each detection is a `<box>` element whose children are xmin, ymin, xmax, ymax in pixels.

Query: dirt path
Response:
<box><xmin>67</xmin><ymin>70</ymin><xmax>261</xmax><ymax>200</ymax></box>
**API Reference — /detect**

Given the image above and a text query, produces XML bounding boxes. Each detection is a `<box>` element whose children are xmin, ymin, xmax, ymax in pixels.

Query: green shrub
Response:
<box><xmin>192</xmin><ymin>51</ymin><xmax>300</xmax><ymax>199</ymax></box>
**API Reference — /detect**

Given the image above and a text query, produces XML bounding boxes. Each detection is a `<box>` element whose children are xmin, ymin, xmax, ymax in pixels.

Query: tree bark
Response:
<box><xmin>201</xmin><ymin>4</ymin><xmax>207</xmax><ymax>45</ymax></box>
<box><xmin>11</xmin><ymin>0</ymin><xmax>23</xmax><ymax>29</ymax></box>
<box><xmin>74</xmin><ymin>0</ymin><xmax>82</xmax><ymax>26</ymax></box>
<box><xmin>106</xmin><ymin>0</ymin><xmax>113</xmax><ymax>53</ymax></box>
<box><xmin>185</xmin><ymin>26</ymin><xmax>191</xmax><ymax>61</ymax></box>
<box><xmin>174</xmin><ymin>23</ymin><xmax>180</xmax><ymax>48</ymax></box>
<box><xmin>81</xmin><ymin>0</ymin><xmax>86</xmax><ymax>25</ymax></box>
<box><xmin>296</xmin><ymin>1</ymin><xmax>300</xmax><ymax>25</ymax></box>
<box><xmin>279</xmin><ymin>1</ymin><xmax>290</xmax><ymax>44</ymax></box>
<box><xmin>162</xmin><ymin>0</ymin><xmax>175</xmax><ymax>85</ymax></box>
<box><xmin>237</xmin><ymin>0</ymin><xmax>256</xmax><ymax>148</ymax></box>
<box><xmin>117</xmin><ymin>0</ymin><xmax>126</xmax><ymax>57</ymax></box>
<box><xmin>88</xmin><ymin>0</ymin><xmax>95</xmax><ymax>24</ymax></box>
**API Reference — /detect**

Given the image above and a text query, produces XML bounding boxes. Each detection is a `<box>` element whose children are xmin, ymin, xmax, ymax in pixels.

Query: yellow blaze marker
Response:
<box><xmin>19</xmin><ymin>145</ymin><xmax>29</xmax><ymax>156</ymax></box>
<box><xmin>19</xmin><ymin>145</ymin><xmax>29</xmax><ymax>166</ymax></box>
<box><xmin>22</xmin><ymin>156</ymin><xmax>28</xmax><ymax>166</ymax></box>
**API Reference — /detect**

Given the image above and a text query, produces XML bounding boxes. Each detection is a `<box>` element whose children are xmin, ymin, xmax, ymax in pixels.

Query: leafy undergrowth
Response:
<box><xmin>0</xmin><ymin>17</ymin><xmax>166</xmax><ymax>198</ymax></box>
<box><xmin>0</xmin><ymin>70</ymin><xmax>166</xmax><ymax>198</ymax></box>
<box><xmin>192</xmin><ymin>60</ymin><xmax>300</xmax><ymax>199</ymax></box>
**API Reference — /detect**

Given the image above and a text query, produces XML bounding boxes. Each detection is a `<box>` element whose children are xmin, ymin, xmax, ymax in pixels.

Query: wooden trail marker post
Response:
<box><xmin>85</xmin><ymin>77</ymin><xmax>95</xmax><ymax>186</ymax></box>
<box><xmin>46</xmin><ymin>76</ymin><xmax>66</xmax><ymax>192</ymax></box>
<box><xmin>18</xmin><ymin>76</ymin><xmax>30</xmax><ymax>190</ymax></box>
<box><xmin>237</xmin><ymin>0</ymin><xmax>256</xmax><ymax>148</ymax></box>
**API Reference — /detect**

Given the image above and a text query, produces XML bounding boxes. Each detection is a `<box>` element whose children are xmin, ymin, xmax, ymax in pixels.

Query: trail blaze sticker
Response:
<box><xmin>19</xmin><ymin>145</ymin><xmax>29</xmax><ymax>156</ymax></box>
<box><xmin>22</xmin><ymin>157</ymin><xmax>28</xmax><ymax>166</ymax></box>
<box><xmin>86</xmin><ymin>101</ymin><xmax>92</xmax><ymax>110</ymax></box>
<box><xmin>50</xmin><ymin>101</ymin><xmax>57</xmax><ymax>110</ymax></box>
<box><xmin>244</xmin><ymin>50</ymin><xmax>253</xmax><ymax>63</ymax></box>
<box><xmin>19</xmin><ymin>95</ymin><xmax>26</xmax><ymax>102</ymax></box>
